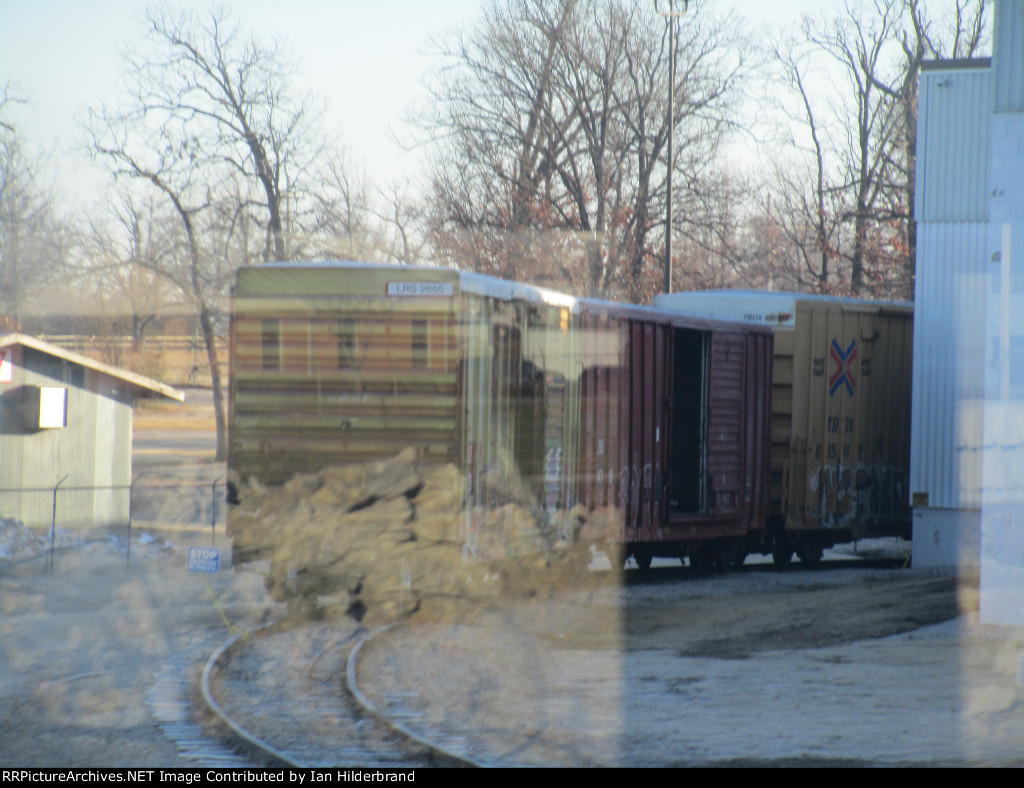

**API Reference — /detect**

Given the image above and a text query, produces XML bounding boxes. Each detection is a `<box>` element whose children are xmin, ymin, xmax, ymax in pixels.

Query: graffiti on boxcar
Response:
<box><xmin>809</xmin><ymin>462</ymin><xmax>908</xmax><ymax>527</ymax></box>
<box><xmin>544</xmin><ymin>444</ymin><xmax>562</xmax><ymax>509</ymax></box>
<box><xmin>619</xmin><ymin>463</ymin><xmax>644</xmax><ymax>526</ymax></box>
<box><xmin>617</xmin><ymin>462</ymin><xmax>658</xmax><ymax>528</ymax></box>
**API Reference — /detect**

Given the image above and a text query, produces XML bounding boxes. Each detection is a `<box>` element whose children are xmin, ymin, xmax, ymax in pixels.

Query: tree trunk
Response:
<box><xmin>199</xmin><ymin>303</ymin><xmax>228</xmax><ymax>462</ymax></box>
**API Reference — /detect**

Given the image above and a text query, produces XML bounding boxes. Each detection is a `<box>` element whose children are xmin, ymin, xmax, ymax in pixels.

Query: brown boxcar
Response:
<box><xmin>574</xmin><ymin>300</ymin><xmax>773</xmax><ymax>569</ymax></box>
<box><xmin>228</xmin><ymin>263</ymin><xmax>773</xmax><ymax>569</ymax></box>
<box><xmin>654</xmin><ymin>290</ymin><xmax>913</xmax><ymax>565</ymax></box>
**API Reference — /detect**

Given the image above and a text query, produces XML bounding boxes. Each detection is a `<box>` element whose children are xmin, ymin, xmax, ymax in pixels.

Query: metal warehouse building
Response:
<box><xmin>0</xmin><ymin>333</ymin><xmax>183</xmax><ymax>531</ymax></box>
<box><xmin>913</xmin><ymin>0</ymin><xmax>1024</xmax><ymax>625</ymax></box>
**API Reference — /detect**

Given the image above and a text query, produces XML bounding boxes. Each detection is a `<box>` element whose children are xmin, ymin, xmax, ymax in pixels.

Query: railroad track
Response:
<box><xmin>198</xmin><ymin>619</ymin><xmax>478</xmax><ymax>768</ymax></box>
<box><xmin>158</xmin><ymin>560</ymin><xmax>913</xmax><ymax>767</ymax></box>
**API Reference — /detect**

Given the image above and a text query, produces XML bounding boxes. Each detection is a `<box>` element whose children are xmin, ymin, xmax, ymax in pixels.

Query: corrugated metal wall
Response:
<box><xmin>912</xmin><ymin>61</ymin><xmax>991</xmax><ymax>512</ymax></box>
<box><xmin>916</xmin><ymin>65</ymin><xmax>991</xmax><ymax>222</ymax></box>
<box><xmin>994</xmin><ymin>0</ymin><xmax>1024</xmax><ymax>113</ymax></box>
<box><xmin>911</xmin><ymin>225</ymin><xmax>988</xmax><ymax>510</ymax></box>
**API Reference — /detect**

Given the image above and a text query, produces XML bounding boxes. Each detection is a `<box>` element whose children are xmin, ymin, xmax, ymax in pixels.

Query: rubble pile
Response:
<box><xmin>227</xmin><ymin>448</ymin><xmax>593</xmax><ymax>625</ymax></box>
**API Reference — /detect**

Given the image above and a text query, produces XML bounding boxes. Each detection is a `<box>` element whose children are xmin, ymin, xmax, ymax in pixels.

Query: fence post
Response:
<box><xmin>47</xmin><ymin>475</ymin><xmax>69</xmax><ymax>573</ymax></box>
<box><xmin>127</xmin><ymin>474</ymin><xmax>141</xmax><ymax>568</ymax></box>
<box><xmin>211</xmin><ymin>473</ymin><xmax>225</xmax><ymax>548</ymax></box>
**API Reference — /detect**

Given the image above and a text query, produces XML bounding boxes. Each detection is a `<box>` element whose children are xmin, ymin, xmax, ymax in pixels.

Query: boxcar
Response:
<box><xmin>654</xmin><ymin>290</ymin><xmax>913</xmax><ymax>565</ymax></box>
<box><xmin>228</xmin><ymin>263</ymin><xmax>773</xmax><ymax>570</ymax></box>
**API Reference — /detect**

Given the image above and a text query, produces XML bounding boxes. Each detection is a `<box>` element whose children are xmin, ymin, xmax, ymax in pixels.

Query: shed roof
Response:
<box><xmin>0</xmin><ymin>333</ymin><xmax>184</xmax><ymax>402</ymax></box>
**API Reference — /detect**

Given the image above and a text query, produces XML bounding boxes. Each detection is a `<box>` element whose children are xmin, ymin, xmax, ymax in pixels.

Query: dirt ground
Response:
<box><xmin>0</xmin><ymin>389</ymin><xmax>276</xmax><ymax>768</ymax></box>
<box><xmin>3</xmin><ymin>390</ymin><xmax>1023</xmax><ymax>766</ymax></box>
<box><xmin>0</xmin><ymin>540</ymin><xmax>278</xmax><ymax>767</ymax></box>
<box><xmin>359</xmin><ymin>566</ymin><xmax>1024</xmax><ymax>767</ymax></box>
<box><xmin>3</xmin><ymin>513</ymin><xmax>1023</xmax><ymax>767</ymax></box>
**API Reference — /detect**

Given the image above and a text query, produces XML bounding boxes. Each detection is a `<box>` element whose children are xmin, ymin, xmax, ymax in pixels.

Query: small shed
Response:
<box><xmin>0</xmin><ymin>333</ymin><xmax>183</xmax><ymax>531</ymax></box>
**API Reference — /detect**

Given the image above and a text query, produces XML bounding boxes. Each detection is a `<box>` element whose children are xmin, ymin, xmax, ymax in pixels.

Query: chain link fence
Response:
<box><xmin>0</xmin><ymin>474</ymin><xmax>227</xmax><ymax>570</ymax></box>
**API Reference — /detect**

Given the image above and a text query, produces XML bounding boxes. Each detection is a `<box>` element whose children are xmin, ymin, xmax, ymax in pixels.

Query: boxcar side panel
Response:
<box><xmin>230</xmin><ymin>267</ymin><xmax>461</xmax><ymax>485</ymax></box>
<box><xmin>787</xmin><ymin>301</ymin><xmax>913</xmax><ymax>538</ymax></box>
<box><xmin>577</xmin><ymin>311</ymin><xmax>624</xmax><ymax>516</ymax></box>
<box><xmin>621</xmin><ymin>319</ymin><xmax>671</xmax><ymax>543</ymax></box>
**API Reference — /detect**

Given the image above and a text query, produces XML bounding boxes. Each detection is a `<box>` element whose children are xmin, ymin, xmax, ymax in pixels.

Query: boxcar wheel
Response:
<box><xmin>634</xmin><ymin>548</ymin><xmax>653</xmax><ymax>571</ymax></box>
<box><xmin>772</xmin><ymin>534</ymin><xmax>793</xmax><ymax>568</ymax></box>
<box><xmin>796</xmin><ymin>539</ymin><xmax>823</xmax><ymax>566</ymax></box>
<box><xmin>690</xmin><ymin>544</ymin><xmax>716</xmax><ymax>574</ymax></box>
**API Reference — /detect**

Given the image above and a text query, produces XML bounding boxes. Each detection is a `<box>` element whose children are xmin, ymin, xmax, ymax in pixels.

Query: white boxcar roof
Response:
<box><xmin>654</xmin><ymin>290</ymin><xmax>910</xmax><ymax>329</ymax></box>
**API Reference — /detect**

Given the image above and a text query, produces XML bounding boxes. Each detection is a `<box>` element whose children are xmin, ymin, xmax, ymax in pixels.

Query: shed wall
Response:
<box><xmin>0</xmin><ymin>346</ymin><xmax>133</xmax><ymax>530</ymax></box>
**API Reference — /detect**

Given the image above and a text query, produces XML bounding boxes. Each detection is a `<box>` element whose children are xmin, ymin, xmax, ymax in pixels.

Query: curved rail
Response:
<box><xmin>201</xmin><ymin>620</ymin><xmax>483</xmax><ymax>768</ymax></box>
<box><xmin>200</xmin><ymin>627</ymin><xmax>301</xmax><ymax>767</ymax></box>
<box><xmin>346</xmin><ymin>625</ymin><xmax>485</xmax><ymax>769</ymax></box>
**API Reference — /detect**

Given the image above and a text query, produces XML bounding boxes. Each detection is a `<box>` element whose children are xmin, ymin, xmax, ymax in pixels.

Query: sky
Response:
<box><xmin>0</xmin><ymin>0</ymin><xmax>838</xmax><ymax>211</ymax></box>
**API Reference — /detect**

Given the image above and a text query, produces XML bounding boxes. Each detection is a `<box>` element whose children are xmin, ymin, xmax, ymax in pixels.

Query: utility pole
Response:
<box><xmin>656</xmin><ymin>0</ymin><xmax>690</xmax><ymax>294</ymax></box>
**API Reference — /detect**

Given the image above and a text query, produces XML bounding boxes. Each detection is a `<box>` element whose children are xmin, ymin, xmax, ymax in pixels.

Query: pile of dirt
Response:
<box><xmin>227</xmin><ymin>448</ymin><xmax>592</xmax><ymax>625</ymax></box>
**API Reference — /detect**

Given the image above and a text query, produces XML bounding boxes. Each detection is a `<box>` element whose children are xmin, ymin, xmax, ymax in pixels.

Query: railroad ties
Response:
<box><xmin>148</xmin><ymin>650</ymin><xmax>258</xmax><ymax>768</ymax></box>
<box><xmin>202</xmin><ymin>621</ymin><xmax>451</xmax><ymax>768</ymax></box>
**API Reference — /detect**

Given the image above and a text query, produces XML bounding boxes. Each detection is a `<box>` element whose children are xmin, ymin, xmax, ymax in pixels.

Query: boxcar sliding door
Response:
<box><xmin>669</xmin><ymin>328</ymin><xmax>710</xmax><ymax>515</ymax></box>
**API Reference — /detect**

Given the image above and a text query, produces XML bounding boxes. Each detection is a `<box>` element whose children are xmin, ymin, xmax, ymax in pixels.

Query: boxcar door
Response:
<box><xmin>668</xmin><ymin>328</ymin><xmax>709</xmax><ymax>515</ymax></box>
<box><xmin>705</xmin><ymin>331</ymin><xmax>747</xmax><ymax>515</ymax></box>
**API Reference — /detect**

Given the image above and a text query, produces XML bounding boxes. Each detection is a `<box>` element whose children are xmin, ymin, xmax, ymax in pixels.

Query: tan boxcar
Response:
<box><xmin>229</xmin><ymin>263</ymin><xmax>773</xmax><ymax>569</ymax></box>
<box><xmin>654</xmin><ymin>291</ymin><xmax>913</xmax><ymax>565</ymax></box>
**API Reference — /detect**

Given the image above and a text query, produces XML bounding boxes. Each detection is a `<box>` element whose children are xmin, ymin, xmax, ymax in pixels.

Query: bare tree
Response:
<box><xmin>0</xmin><ymin>85</ymin><xmax>71</xmax><ymax>329</ymax></box>
<box><xmin>418</xmin><ymin>0</ymin><xmax>746</xmax><ymax>301</ymax></box>
<box><xmin>86</xmin><ymin>8</ymin><xmax>338</xmax><ymax>458</ymax></box>
<box><xmin>764</xmin><ymin>40</ymin><xmax>849</xmax><ymax>293</ymax></box>
<box><xmin>376</xmin><ymin>182</ymin><xmax>430</xmax><ymax>264</ymax></box>
<box><xmin>87</xmin><ymin>112</ymin><xmax>230</xmax><ymax>460</ymax></box>
<box><xmin>765</xmin><ymin>0</ymin><xmax>988</xmax><ymax>299</ymax></box>
<box><xmin>80</xmin><ymin>195</ymin><xmax>185</xmax><ymax>367</ymax></box>
<box><xmin>803</xmin><ymin>0</ymin><xmax>904</xmax><ymax>296</ymax></box>
<box><xmin>129</xmin><ymin>8</ymin><xmax>323</xmax><ymax>263</ymax></box>
<box><xmin>872</xmin><ymin>0</ymin><xmax>989</xmax><ymax>288</ymax></box>
<box><xmin>306</xmin><ymin>145</ymin><xmax>385</xmax><ymax>261</ymax></box>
